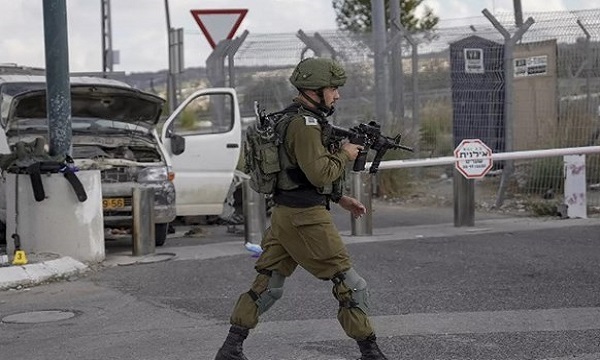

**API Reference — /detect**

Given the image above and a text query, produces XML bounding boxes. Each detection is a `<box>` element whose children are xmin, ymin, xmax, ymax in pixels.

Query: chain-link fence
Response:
<box><xmin>228</xmin><ymin>8</ymin><xmax>600</xmax><ymax>214</ymax></box>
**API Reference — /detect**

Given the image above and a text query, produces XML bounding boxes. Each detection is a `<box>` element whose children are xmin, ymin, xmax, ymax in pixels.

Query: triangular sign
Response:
<box><xmin>190</xmin><ymin>9</ymin><xmax>248</xmax><ymax>49</ymax></box>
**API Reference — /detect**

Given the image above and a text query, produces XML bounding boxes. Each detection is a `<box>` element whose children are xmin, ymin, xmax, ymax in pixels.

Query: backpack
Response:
<box><xmin>243</xmin><ymin>109</ymin><xmax>290</xmax><ymax>194</ymax></box>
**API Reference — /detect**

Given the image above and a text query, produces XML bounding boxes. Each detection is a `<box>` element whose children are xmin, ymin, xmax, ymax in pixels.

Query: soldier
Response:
<box><xmin>215</xmin><ymin>57</ymin><xmax>389</xmax><ymax>360</ymax></box>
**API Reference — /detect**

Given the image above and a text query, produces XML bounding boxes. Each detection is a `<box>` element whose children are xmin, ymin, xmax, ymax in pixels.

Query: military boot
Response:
<box><xmin>214</xmin><ymin>325</ymin><xmax>250</xmax><ymax>360</ymax></box>
<box><xmin>356</xmin><ymin>335</ymin><xmax>388</xmax><ymax>360</ymax></box>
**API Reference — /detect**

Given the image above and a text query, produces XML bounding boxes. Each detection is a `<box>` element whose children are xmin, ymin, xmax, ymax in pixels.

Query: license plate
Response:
<box><xmin>103</xmin><ymin>198</ymin><xmax>125</xmax><ymax>209</ymax></box>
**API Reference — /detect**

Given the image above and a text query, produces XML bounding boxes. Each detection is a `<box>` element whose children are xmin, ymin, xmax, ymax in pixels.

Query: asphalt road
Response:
<box><xmin>1</xmin><ymin>204</ymin><xmax>599</xmax><ymax>360</ymax></box>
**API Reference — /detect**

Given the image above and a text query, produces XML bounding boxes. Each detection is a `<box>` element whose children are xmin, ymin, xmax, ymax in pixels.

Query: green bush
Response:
<box><xmin>527</xmin><ymin>200</ymin><xmax>560</xmax><ymax>217</ymax></box>
<box><xmin>525</xmin><ymin>158</ymin><xmax>564</xmax><ymax>195</ymax></box>
<box><xmin>377</xmin><ymin>168</ymin><xmax>414</xmax><ymax>197</ymax></box>
<box><xmin>419</xmin><ymin>101</ymin><xmax>453</xmax><ymax>156</ymax></box>
<box><xmin>586</xmin><ymin>154</ymin><xmax>600</xmax><ymax>184</ymax></box>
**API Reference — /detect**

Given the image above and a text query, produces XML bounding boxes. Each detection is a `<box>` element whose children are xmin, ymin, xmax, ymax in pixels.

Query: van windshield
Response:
<box><xmin>0</xmin><ymin>82</ymin><xmax>45</xmax><ymax>123</ymax></box>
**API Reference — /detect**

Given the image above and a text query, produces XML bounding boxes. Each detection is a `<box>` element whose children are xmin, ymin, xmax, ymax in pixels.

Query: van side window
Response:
<box><xmin>172</xmin><ymin>93</ymin><xmax>234</xmax><ymax>136</ymax></box>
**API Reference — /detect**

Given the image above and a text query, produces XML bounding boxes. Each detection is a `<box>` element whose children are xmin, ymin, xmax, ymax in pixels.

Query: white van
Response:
<box><xmin>0</xmin><ymin>69</ymin><xmax>241</xmax><ymax>246</ymax></box>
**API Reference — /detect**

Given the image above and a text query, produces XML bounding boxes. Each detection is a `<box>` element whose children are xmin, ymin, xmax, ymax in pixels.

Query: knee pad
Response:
<box><xmin>252</xmin><ymin>270</ymin><xmax>285</xmax><ymax>315</ymax></box>
<box><xmin>332</xmin><ymin>268</ymin><xmax>370</xmax><ymax>314</ymax></box>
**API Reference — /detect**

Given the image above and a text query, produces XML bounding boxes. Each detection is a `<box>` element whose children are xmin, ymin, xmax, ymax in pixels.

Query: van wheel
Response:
<box><xmin>155</xmin><ymin>223</ymin><xmax>168</xmax><ymax>246</ymax></box>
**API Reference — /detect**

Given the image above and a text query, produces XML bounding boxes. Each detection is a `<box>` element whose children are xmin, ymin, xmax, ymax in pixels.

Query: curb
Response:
<box><xmin>0</xmin><ymin>256</ymin><xmax>88</xmax><ymax>290</ymax></box>
<box><xmin>2</xmin><ymin>216</ymin><xmax>598</xmax><ymax>291</ymax></box>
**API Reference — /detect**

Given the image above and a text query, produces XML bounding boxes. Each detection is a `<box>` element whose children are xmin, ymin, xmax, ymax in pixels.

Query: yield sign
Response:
<box><xmin>190</xmin><ymin>9</ymin><xmax>248</xmax><ymax>49</ymax></box>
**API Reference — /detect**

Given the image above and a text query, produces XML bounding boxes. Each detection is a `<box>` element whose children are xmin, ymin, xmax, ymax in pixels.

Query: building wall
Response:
<box><xmin>513</xmin><ymin>40</ymin><xmax>559</xmax><ymax>150</ymax></box>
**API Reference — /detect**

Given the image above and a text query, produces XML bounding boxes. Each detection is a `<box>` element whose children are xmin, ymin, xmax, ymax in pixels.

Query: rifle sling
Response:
<box><xmin>27</xmin><ymin>163</ymin><xmax>46</xmax><ymax>202</ymax></box>
<box><xmin>63</xmin><ymin>169</ymin><xmax>88</xmax><ymax>202</ymax></box>
<box><xmin>25</xmin><ymin>161</ymin><xmax>87</xmax><ymax>202</ymax></box>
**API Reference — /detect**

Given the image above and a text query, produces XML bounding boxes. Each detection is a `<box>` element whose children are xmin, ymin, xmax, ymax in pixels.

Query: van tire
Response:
<box><xmin>155</xmin><ymin>223</ymin><xmax>168</xmax><ymax>246</ymax></box>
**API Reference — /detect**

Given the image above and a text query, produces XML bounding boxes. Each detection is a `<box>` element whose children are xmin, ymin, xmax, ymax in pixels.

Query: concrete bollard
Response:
<box><xmin>350</xmin><ymin>171</ymin><xmax>373</xmax><ymax>236</ymax></box>
<box><xmin>5</xmin><ymin>171</ymin><xmax>105</xmax><ymax>263</ymax></box>
<box><xmin>132</xmin><ymin>187</ymin><xmax>155</xmax><ymax>256</ymax></box>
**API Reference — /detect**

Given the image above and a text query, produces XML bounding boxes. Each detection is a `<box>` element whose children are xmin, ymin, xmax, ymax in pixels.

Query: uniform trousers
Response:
<box><xmin>229</xmin><ymin>204</ymin><xmax>375</xmax><ymax>340</ymax></box>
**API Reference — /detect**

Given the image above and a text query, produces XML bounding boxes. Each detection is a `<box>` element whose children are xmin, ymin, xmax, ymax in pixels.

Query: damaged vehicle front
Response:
<box><xmin>0</xmin><ymin>77</ymin><xmax>176</xmax><ymax>246</ymax></box>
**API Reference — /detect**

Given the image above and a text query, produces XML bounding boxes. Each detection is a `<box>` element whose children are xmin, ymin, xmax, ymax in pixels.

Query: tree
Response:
<box><xmin>332</xmin><ymin>0</ymin><xmax>439</xmax><ymax>33</ymax></box>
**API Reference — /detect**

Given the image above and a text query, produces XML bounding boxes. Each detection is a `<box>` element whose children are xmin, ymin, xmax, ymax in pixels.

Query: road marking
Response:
<box><xmin>542</xmin><ymin>355</ymin><xmax>600</xmax><ymax>360</ymax></box>
<box><xmin>248</xmin><ymin>307</ymin><xmax>600</xmax><ymax>343</ymax></box>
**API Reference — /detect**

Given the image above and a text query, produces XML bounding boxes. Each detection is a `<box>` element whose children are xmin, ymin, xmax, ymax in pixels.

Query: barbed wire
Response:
<box><xmin>230</xmin><ymin>8</ymin><xmax>600</xmax><ymax>66</ymax></box>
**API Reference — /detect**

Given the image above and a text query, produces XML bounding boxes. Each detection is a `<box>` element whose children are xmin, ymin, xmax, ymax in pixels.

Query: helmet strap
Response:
<box><xmin>299</xmin><ymin>89</ymin><xmax>335</xmax><ymax>117</ymax></box>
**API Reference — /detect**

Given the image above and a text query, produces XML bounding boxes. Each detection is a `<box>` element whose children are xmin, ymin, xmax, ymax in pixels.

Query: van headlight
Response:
<box><xmin>137</xmin><ymin>166</ymin><xmax>168</xmax><ymax>182</ymax></box>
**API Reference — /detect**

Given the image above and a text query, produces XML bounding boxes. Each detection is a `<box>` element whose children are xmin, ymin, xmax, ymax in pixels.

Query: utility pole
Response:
<box><xmin>101</xmin><ymin>0</ymin><xmax>113</xmax><ymax>76</ymax></box>
<box><xmin>43</xmin><ymin>0</ymin><xmax>71</xmax><ymax>157</ymax></box>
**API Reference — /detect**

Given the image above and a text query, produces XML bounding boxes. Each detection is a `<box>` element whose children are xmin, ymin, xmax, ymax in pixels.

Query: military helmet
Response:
<box><xmin>289</xmin><ymin>57</ymin><xmax>347</xmax><ymax>90</ymax></box>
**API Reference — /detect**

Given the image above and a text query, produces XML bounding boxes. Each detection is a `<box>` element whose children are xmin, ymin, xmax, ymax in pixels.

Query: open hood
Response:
<box><xmin>6</xmin><ymin>84</ymin><xmax>165</xmax><ymax>128</ymax></box>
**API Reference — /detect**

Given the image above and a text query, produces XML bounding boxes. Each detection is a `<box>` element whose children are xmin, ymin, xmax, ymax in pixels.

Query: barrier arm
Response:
<box><xmin>350</xmin><ymin>146</ymin><xmax>600</xmax><ymax>235</ymax></box>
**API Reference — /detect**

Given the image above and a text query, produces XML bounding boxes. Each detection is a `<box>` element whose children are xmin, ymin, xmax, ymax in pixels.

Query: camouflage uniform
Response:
<box><xmin>215</xmin><ymin>58</ymin><xmax>388</xmax><ymax>360</ymax></box>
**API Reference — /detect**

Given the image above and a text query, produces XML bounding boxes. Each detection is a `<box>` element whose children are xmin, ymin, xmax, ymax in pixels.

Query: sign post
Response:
<box><xmin>453</xmin><ymin>139</ymin><xmax>493</xmax><ymax>227</ymax></box>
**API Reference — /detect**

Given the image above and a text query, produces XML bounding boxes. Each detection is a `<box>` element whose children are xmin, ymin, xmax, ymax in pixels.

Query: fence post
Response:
<box><xmin>242</xmin><ymin>177</ymin><xmax>266</xmax><ymax>244</ymax></box>
<box><xmin>351</xmin><ymin>171</ymin><xmax>373</xmax><ymax>236</ymax></box>
<box><xmin>227</xmin><ymin>30</ymin><xmax>249</xmax><ymax>88</ymax></box>
<box><xmin>132</xmin><ymin>187</ymin><xmax>155</xmax><ymax>256</ymax></box>
<box><xmin>390</xmin><ymin>20</ymin><xmax>421</xmax><ymax>176</ymax></box>
<box><xmin>371</xmin><ymin>0</ymin><xmax>389</xmax><ymax>129</ymax></box>
<box><xmin>576</xmin><ymin>20</ymin><xmax>592</xmax><ymax>115</ymax></box>
<box><xmin>482</xmin><ymin>9</ymin><xmax>534</xmax><ymax>208</ymax></box>
<box><xmin>297</xmin><ymin>30</ymin><xmax>338</xmax><ymax>59</ymax></box>
<box><xmin>389</xmin><ymin>0</ymin><xmax>404</xmax><ymax>127</ymax></box>
<box><xmin>206</xmin><ymin>31</ymin><xmax>248</xmax><ymax>88</ymax></box>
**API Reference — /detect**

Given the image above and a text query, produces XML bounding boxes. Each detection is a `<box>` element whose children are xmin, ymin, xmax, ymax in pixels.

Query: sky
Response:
<box><xmin>0</xmin><ymin>0</ymin><xmax>593</xmax><ymax>74</ymax></box>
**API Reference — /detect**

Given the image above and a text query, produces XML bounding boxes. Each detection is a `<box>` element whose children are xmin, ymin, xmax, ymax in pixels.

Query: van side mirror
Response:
<box><xmin>170</xmin><ymin>134</ymin><xmax>186</xmax><ymax>155</ymax></box>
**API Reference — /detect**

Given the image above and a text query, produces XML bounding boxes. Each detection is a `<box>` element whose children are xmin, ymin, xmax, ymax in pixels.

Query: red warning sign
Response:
<box><xmin>190</xmin><ymin>9</ymin><xmax>248</xmax><ymax>49</ymax></box>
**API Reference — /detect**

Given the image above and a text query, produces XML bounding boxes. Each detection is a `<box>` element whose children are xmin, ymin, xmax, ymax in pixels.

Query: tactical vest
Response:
<box><xmin>244</xmin><ymin>106</ymin><xmax>344</xmax><ymax>202</ymax></box>
<box><xmin>279</xmin><ymin>111</ymin><xmax>346</xmax><ymax>201</ymax></box>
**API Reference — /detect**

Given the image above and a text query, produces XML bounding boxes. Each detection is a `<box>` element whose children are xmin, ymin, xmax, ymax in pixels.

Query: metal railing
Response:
<box><xmin>241</xmin><ymin>145</ymin><xmax>600</xmax><ymax>241</ymax></box>
<box><xmin>351</xmin><ymin>146</ymin><xmax>600</xmax><ymax>235</ymax></box>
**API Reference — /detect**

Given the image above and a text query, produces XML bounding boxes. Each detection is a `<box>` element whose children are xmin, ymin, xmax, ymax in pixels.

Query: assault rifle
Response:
<box><xmin>330</xmin><ymin>121</ymin><xmax>413</xmax><ymax>173</ymax></box>
<box><xmin>252</xmin><ymin>102</ymin><xmax>412</xmax><ymax>174</ymax></box>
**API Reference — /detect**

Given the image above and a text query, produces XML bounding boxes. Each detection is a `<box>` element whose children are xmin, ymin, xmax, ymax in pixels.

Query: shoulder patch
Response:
<box><xmin>304</xmin><ymin>116</ymin><xmax>319</xmax><ymax>126</ymax></box>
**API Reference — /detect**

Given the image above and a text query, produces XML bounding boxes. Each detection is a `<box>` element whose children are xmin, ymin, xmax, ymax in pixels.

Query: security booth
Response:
<box><xmin>450</xmin><ymin>35</ymin><xmax>560</xmax><ymax>153</ymax></box>
<box><xmin>449</xmin><ymin>35</ymin><xmax>505</xmax><ymax>154</ymax></box>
